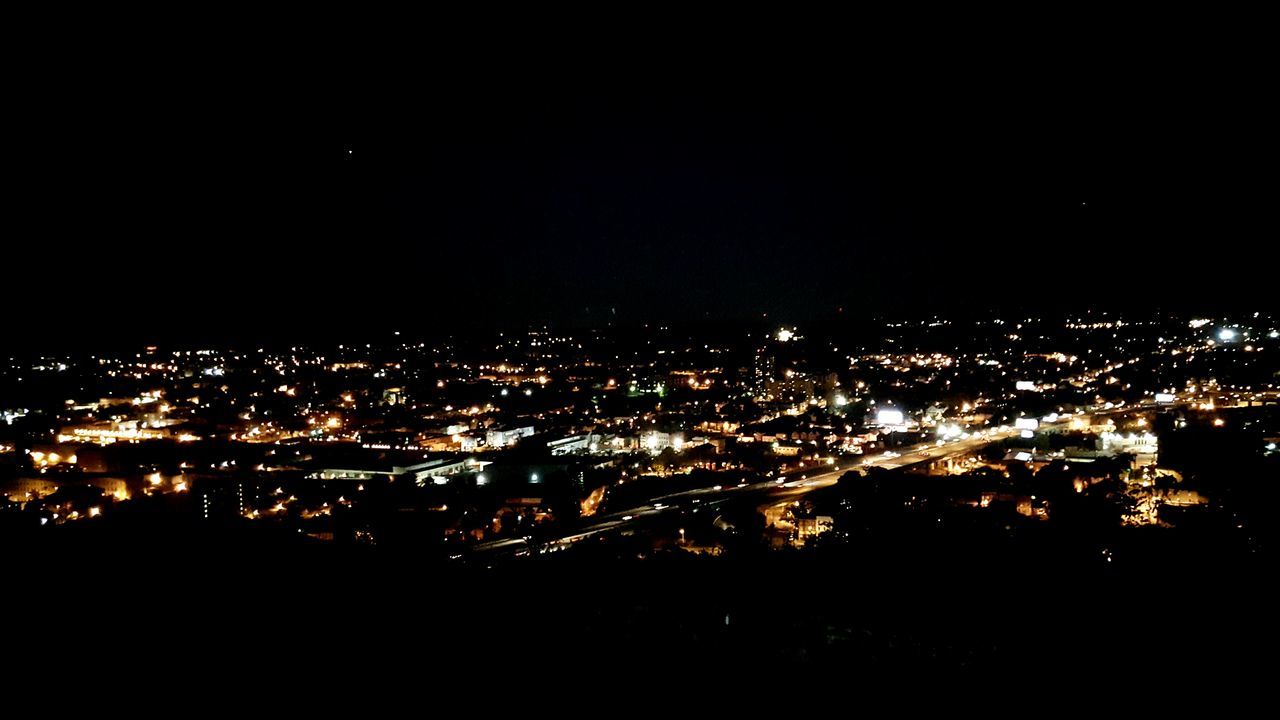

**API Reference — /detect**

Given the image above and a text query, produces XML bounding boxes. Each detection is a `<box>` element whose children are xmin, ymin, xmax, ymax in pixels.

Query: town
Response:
<box><xmin>5</xmin><ymin>311</ymin><xmax>1277</xmax><ymax>564</ymax></box>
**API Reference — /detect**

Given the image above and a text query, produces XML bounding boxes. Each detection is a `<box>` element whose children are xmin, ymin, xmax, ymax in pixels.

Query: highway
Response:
<box><xmin>470</xmin><ymin>425</ymin><xmax>1029</xmax><ymax>557</ymax></box>
<box><xmin>468</xmin><ymin>371</ymin><xmax>1279</xmax><ymax>558</ymax></box>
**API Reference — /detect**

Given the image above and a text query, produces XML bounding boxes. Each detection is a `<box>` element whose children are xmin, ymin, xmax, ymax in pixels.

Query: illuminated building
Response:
<box><xmin>485</xmin><ymin>425</ymin><xmax>536</xmax><ymax>448</ymax></box>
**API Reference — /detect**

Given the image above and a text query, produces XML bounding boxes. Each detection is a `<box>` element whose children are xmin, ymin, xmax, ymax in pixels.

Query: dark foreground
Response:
<box><xmin>9</xmin><ymin>526</ymin><xmax>1275</xmax><ymax>706</ymax></box>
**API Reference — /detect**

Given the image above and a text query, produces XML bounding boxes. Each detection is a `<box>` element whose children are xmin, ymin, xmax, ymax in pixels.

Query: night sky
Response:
<box><xmin>9</xmin><ymin>61</ymin><xmax>1276</xmax><ymax>350</ymax></box>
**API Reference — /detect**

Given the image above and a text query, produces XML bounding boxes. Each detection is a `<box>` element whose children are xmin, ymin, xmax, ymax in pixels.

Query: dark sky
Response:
<box><xmin>8</xmin><ymin>52</ymin><xmax>1277</xmax><ymax>350</ymax></box>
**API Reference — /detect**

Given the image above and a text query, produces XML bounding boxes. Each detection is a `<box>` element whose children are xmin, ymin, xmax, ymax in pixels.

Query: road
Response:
<box><xmin>469</xmin><ymin>392</ymin><xmax>1280</xmax><ymax>558</ymax></box>
<box><xmin>470</xmin><ymin>425</ymin><xmax>1029</xmax><ymax>557</ymax></box>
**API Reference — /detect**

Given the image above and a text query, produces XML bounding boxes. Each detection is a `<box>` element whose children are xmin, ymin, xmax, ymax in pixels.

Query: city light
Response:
<box><xmin>875</xmin><ymin>409</ymin><xmax>905</xmax><ymax>426</ymax></box>
<box><xmin>4</xmin><ymin>80</ymin><xmax>1273</xmax><ymax>680</ymax></box>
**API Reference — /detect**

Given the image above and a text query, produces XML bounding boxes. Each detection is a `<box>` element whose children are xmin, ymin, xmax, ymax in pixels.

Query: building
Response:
<box><xmin>796</xmin><ymin>515</ymin><xmax>834</xmax><ymax>543</ymax></box>
<box><xmin>752</xmin><ymin>347</ymin><xmax>777</xmax><ymax>397</ymax></box>
<box><xmin>547</xmin><ymin>433</ymin><xmax>600</xmax><ymax>456</ymax></box>
<box><xmin>485</xmin><ymin>425</ymin><xmax>536</xmax><ymax>448</ymax></box>
<box><xmin>313</xmin><ymin>457</ymin><xmax>488</xmax><ymax>485</ymax></box>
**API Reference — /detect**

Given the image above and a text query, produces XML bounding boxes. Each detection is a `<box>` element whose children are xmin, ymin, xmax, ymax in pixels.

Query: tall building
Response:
<box><xmin>752</xmin><ymin>346</ymin><xmax>776</xmax><ymax>398</ymax></box>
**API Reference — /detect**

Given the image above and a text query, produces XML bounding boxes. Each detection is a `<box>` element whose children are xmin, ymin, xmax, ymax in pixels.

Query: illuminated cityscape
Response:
<box><xmin>6</xmin><ymin>313</ymin><xmax>1278</xmax><ymax>678</ymax></box>
<box><xmin>7</xmin><ymin>55</ymin><xmax>1279</xmax><ymax>693</ymax></box>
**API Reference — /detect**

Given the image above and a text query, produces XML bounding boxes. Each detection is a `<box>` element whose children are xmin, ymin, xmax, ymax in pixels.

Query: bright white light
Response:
<box><xmin>776</xmin><ymin>329</ymin><xmax>794</xmax><ymax>342</ymax></box>
<box><xmin>1219</xmin><ymin>329</ymin><xmax>1237</xmax><ymax>341</ymax></box>
<box><xmin>876</xmin><ymin>409</ymin><xmax>904</xmax><ymax>426</ymax></box>
<box><xmin>1020</xmin><ymin>430</ymin><xmax>1035</xmax><ymax>439</ymax></box>
<box><xmin>834</xmin><ymin>395</ymin><xmax>848</xmax><ymax>407</ymax></box>
<box><xmin>530</xmin><ymin>473</ymin><xmax>540</xmax><ymax>483</ymax></box>
<box><xmin>1014</xmin><ymin>418</ymin><xmax>1039</xmax><ymax>431</ymax></box>
<box><xmin>475</xmin><ymin>473</ymin><xmax>487</xmax><ymax>486</ymax></box>
<box><xmin>1270</xmin><ymin>330</ymin><xmax>1279</xmax><ymax>339</ymax></box>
